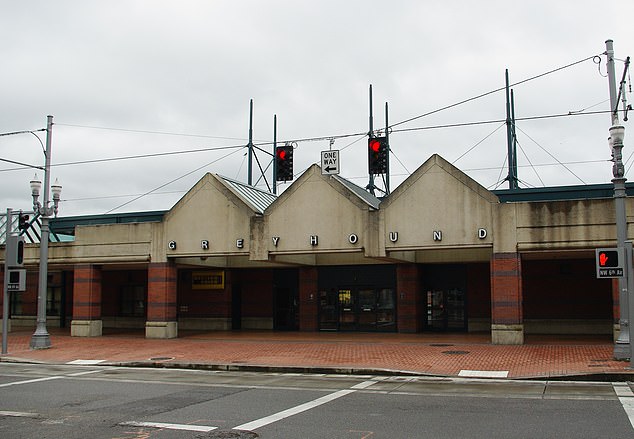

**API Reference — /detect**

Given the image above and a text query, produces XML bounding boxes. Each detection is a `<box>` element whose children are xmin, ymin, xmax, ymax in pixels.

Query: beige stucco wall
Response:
<box><xmin>163</xmin><ymin>174</ymin><xmax>254</xmax><ymax>260</ymax></box>
<box><xmin>381</xmin><ymin>155</ymin><xmax>497</xmax><ymax>253</ymax></box>
<box><xmin>3</xmin><ymin>156</ymin><xmax>633</xmax><ymax>267</ymax></box>
<box><xmin>47</xmin><ymin>222</ymin><xmax>154</xmax><ymax>264</ymax></box>
<box><xmin>264</xmin><ymin>166</ymin><xmax>375</xmax><ymax>257</ymax></box>
<box><xmin>516</xmin><ymin>198</ymin><xmax>622</xmax><ymax>251</ymax></box>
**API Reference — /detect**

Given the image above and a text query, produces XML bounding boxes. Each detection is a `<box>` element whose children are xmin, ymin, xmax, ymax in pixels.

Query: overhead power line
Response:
<box><xmin>388</xmin><ymin>53</ymin><xmax>601</xmax><ymax>129</ymax></box>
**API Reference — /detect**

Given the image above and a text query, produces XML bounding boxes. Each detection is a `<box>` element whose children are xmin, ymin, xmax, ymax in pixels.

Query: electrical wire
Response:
<box><xmin>515</xmin><ymin>139</ymin><xmax>545</xmax><ymax>187</ymax></box>
<box><xmin>105</xmin><ymin>145</ymin><xmax>244</xmax><ymax>214</ymax></box>
<box><xmin>512</xmin><ymin>124</ymin><xmax>586</xmax><ymax>184</ymax></box>
<box><xmin>0</xmin><ymin>128</ymin><xmax>46</xmax><ymax>137</ymax></box>
<box><xmin>452</xmin><ymin>123</ymin><xmax>506</xmax><ymax>165</ymax></box>
<box><xmin>388</xmin><ymin>148</ymin><xmax>411</xmax><ymax>175</ymax></box>
<box><xmin>54</xmin><ymin>123</ymin><xmax>252</xmax><ymax>142</ymax></box>
<box><xmin>0</xmin><ymin>143</ymin><xmax>245</xmax><ymax>173</ymax></box>
<box><xmin>389</xmin><ymin>54</ymin><xmax>601</xmax><ymax>129</ymax></box>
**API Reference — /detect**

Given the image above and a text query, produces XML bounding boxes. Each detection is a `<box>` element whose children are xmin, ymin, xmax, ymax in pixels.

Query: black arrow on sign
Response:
<box><xmin>325</xmin><ymin>166</ymin><xmax>337</xmax><ymax>172</ymax></box>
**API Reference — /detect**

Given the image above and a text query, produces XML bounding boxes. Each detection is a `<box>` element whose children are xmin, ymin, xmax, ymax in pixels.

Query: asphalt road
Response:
<box><xmin>0</xmin><ymin>362</ymin><xmax>632</xmax><ymax>438</ymax></box>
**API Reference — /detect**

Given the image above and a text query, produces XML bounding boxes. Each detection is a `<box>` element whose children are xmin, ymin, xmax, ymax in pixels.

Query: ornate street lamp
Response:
<box><xmin>29</xmin><ymin>115</ymin><xmax>61</xmax><ymax>349</ymax></box>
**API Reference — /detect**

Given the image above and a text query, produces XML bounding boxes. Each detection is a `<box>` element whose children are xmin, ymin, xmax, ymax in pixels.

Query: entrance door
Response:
<box><xmin>425</xmin><ymin>288</ymin><xmax>466</xmax><ymax>331</ymax></box>
<box><xmin>317</xmin><ymin>265</ymin><xmax>397</xmax><ymax>332</ymax></box>
<box><xmin>274</xmin><ymin>286</ymin><xmax>298</xmax><ymax>330</ymax></box>
<box><xmin>274</xmin><ymin>269</ymin><xmax>299</xmax><ymax>331</ymax></box>
<box><xmin>423</xmin><ymin>264</ymin><xmax>467</xmax><ymax>332</ymax></box>
<box><xmin>321</xmin><ymin>287</ymin><xmax>396</xmax><ymax>331</ymax></box>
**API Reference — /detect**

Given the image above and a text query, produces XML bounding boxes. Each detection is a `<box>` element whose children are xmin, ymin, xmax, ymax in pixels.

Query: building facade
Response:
<box><xmin>0</xmin><ymin>155</ymin><xmax>626</xmax><ymax>344</ymax></box>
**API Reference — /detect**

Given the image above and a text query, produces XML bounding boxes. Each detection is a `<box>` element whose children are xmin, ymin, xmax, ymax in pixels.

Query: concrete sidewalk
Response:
<box><xmin>1</xmin><ymin>329</ymin><xmax>633</xmax><ymax>380</ymax></box>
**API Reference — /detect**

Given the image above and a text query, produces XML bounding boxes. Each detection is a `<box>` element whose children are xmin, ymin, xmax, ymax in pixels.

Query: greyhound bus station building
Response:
<box><xmin>1</xmin><ymin>154</ymin><xmax>630</xmax><ymax>344</ymax></box>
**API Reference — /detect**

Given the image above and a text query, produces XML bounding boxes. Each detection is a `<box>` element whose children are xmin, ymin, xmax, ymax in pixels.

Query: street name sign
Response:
<box><xmin>321</xmin><ymin>150</ymin><xmax>340</xmax><ymax>175</ymax></box>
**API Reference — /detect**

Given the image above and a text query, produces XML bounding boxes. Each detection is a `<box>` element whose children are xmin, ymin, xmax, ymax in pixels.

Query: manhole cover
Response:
<box><xmin>430</xmin><ymin>343</ymin><xmax>454</xmax><ymax>347</ymax></box>
<box><xmin>148</xmin><ymin>357</ymin><xmax>174</xmax><ymax>361</ymax></box>
<box><xmin>199</xmin><ymin>430</ymin><xmax>258</xmax><ymax>439</ymax></box>
<box><xmin>442</xmin><ymin>350</ymin><xmax>470</xmax><ymax>355</ymax></box>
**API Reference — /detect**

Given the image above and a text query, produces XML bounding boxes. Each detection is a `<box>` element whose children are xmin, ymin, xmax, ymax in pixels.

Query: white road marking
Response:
<box><xmin>0</xmin><ymin>410</ymin><xmax>40</xmax><ymax>418</ymax></box>
<box><xmin>120</xmin><ymin>421</ymin><xmax>217</xmax><ymax>432</ymax></box>
<box><xmin>66</xmin><ymin>360</ymin><xmax>105</xmax><ymax>365</ymax></box>
<box><xmin>459</xmin><ymin>370</ymin><xmax>509</xmax><ymax>378</ymax></box>
<box><xmin>233</xmin><ymin>379</ymin><xmax>378</xmax><ymax>431</ymax></box>
<box><xmin>0</xmin><ymin>376</ymin><xmax>63</xmax><ymax>388</ymax></box>
<box><xmin>613</xmin><ymin>383</ymin><xmax>634</xmax><ymax>430</ymax></box>
<box><xmin>66</xmin><ymin>369</ymin><xmax>105</xmax><ymax>377</ymax></box>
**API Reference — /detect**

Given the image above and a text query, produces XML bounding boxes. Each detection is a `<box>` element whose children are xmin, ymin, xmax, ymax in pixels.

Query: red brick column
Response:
<box><xmin>298</xmin><ymin>267</ymin><xmax>318</xmax><ymax>331</ymax></box>
<box><xmin>146</xmin><ymin>262</ymin><xmax>178</xmax><ymax>338</ymax></box>
<box><xmin>490</xmin><ymin>252</ymin><xmax>524</xmax><ymax>344</ymax></box>
<box><xmin>396</xmin><ymin>264</ymin><xmax>422</xmax><ymax>333</ymax></box>
<box><xmin>71</xmin><ymin>264</ymin><xmax>103</xmax><ymax>336</ymax></box>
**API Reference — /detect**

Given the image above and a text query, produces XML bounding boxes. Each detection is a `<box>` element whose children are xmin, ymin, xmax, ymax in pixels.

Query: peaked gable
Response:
<box><xmin>381</xmin><ymin>154</ymin><xmax>498</xmax><ymax>248</ymax></box>
<box><xmin>264</xmin><ymin>164</ymin><xmax>378</xmax><ymax>252</ymax></box>
<box><xmin>164</xmin><ymin>173</ymin><xmax>260</xmax><ymax>255</ymax></box>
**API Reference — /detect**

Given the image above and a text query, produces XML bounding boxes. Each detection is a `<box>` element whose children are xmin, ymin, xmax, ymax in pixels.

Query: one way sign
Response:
<box><xmin>321</xmin><ymin>150</ymin><xmax>340</xmax><ymax>175</ymax></box>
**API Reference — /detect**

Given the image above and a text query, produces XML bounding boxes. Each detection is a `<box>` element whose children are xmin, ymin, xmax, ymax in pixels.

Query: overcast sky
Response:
<box><xmin>1</xmin><ymin>1</ymin><xmax>633</xmax><ymax>217</ymax></box>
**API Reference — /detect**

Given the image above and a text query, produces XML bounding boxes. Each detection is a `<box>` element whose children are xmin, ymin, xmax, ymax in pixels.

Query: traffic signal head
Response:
<box><xmin>6</xmin><ymin>234</ymin><xmax>25</xmax><ymax>267</ymax></box>
<box><xmin>18</xmin><ymin>213</ymin><xmax>30</xmax><ymax>231</ymax></box>
<box><xmin>368</xmin><ymin>136</ymin><xmax>388</xmax><ymax>174</ymax></box>
<box><xmin>275</xmin><ymin>145</ymin><xmax>294</xmax><ymax>182</ymax></box>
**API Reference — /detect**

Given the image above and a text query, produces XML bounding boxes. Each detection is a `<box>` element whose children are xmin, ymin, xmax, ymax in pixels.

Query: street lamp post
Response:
<box><xmin>29</xmin><ymin>115</ymin><xmax>62</xmax><ymax>349</ymax></box>
<box><xmin>610</xmin><ymin>124</ymin><xmax>630</xmax><ymax>359</ymax></box>
<box><xmin>606</xmin><ymin>40</ymin><xmax>631</xmax><ymax>360</ymax></box>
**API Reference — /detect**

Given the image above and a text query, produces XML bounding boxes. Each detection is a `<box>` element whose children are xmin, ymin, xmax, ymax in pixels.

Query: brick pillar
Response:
<box><xmin>146</xmin><ymin>262</ymin><xmax>178</xmax><ymax>339</ymax></box>
<box><xmin>490</xmin><ymin>252</ymin><xmax>524</xmax><ymax>344</ymax></box>
<box><xmin>396</xmin><ymin>264</ymin><xmax>422</xmax><ymax>333</ymax></box>
<box><xmin>298</xmin><ymin>267</ymin><xmax>318</xmax><ymax>331</ymax></box>
<box><xmin>71</xmin><ymin>264</ymin><xmax>103</xmax><ymax>337</ymax></box>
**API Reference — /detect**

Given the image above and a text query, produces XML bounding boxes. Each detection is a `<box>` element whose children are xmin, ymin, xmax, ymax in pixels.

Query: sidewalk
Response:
<box><xmin>1</xmin><ymin>329</ymin><xmax>633</xmax><ymax>380</ymax></box>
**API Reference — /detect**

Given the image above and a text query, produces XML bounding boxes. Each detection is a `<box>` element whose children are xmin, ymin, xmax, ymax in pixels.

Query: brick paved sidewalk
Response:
<box><xmin>1</xmin><ymin>330</ymin><xmax>632</xmax><ymax>380</ymax></box>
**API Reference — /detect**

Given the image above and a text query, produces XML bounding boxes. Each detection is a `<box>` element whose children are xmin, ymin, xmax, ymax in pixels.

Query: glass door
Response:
<box><xmin>425</xmin><ymin>288</ymin><xmax>466</xmax><ymax>331</ymax></box>
<box><xmin>319</xmin><ymin>289</ymin><xmax>338</xmax><ymax>330</ymax></box>
<box><xmin>376</xmin><ymin>288</ymin><xmax>396</xmax><ymax>331</ymax></box>
<box><xmin>338</xmin><ymin>289</ymin><xmax>356</xmax><ymax>330</ymax></box>
<box><xmin>357</xmin><ymin>289</ymin><xmax>376</xmax><ymax>331</ymax></box>
<box><xmin>318</xmin><ymin>286</ymin><xmax>397</xmax><ymax>332</ymax></box>
<box><xmin>426</xmin><ymin>290</ymin><xmax>446</xmax><ymax>331</ymax></box>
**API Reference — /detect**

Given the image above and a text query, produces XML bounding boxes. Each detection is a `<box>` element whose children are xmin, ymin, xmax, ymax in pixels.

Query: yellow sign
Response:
<box><xmin>192</xmin><ymin>271</ymin><xmax>225</xmax><ymax>290</ymax></box>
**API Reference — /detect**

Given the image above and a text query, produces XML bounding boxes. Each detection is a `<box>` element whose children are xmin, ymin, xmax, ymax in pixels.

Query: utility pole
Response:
<box><xmin>273</xmin><ymin>115</ymin><xmax>277</xmax><ymax>195</ymax></box>
<box><xmin>505</xmin><ymin>69</ymin><xmax>518</xmax><ymax>190</ymax></box>
<box><xmin>368</xmin><ymin>85</ymin><xmax>375</xmax><ymax>195</ymax></box>
<box><xmin>247</xmin><ymin>99</ymin><xmax>254</xmax><ymax>186</ymax></box>
<box><xmin>385</xmin><ymin>101</ymin><xmax>390</xmax><ymax>195</ymax></box>
<box><xmin>606</xmin><ymin>40</ymin><xmax>630</xmax><ymax>360</ymax></box>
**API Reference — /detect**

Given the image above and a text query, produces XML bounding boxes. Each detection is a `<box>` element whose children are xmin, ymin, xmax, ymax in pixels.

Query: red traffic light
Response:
<box><xmin>277</xmin><ymin>148</ymin><xmax>287</xmax><ymax>161</ymax></box>
<box><xmin>369</xmin><ymin>138</ymin><xmax>381</xmax><ymax>153</ymax></box>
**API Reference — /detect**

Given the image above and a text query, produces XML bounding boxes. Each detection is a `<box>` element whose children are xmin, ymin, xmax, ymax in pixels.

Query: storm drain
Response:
<box><xmin>442</xmin><ymin>350</ymin><xmax>470</xmax><ymax>355</ymax></box>
<box><xmin>199</xmin><ymin>430</ymin><xmax>258</xmax><ymax>438</ymax></box>
<box><xmin>148</xmin><ymin>356</ymin><xmax>174</xmax><ymax>361</ymax></box>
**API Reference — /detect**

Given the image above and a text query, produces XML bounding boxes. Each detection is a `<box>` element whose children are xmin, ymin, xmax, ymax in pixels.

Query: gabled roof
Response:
<box><xmin>215</xmin><ymin>174</ymin><xmax>277</xmax><ymax>214</ymax></box>
<box><xmin>332</xmin><ymin>174</ymin><xmax>381</xmax><ymax>210</ymax></box>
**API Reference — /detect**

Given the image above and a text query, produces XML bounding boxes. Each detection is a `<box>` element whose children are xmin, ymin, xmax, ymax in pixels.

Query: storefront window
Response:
<box><xmin>120</xmin><ymin>285</ymin><xmax>146</xmax><ymax>317</ymax></box>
